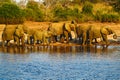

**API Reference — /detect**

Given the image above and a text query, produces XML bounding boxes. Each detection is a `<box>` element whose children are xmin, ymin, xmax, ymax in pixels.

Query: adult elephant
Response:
<box><xmin>89</xmin><ymin>26</ymin><xmax>117</xmax><ymax>45</ymax></box>
<box><xmin>2</xmin><ymin>25</ymin><xmax>25</xmax><ymax>47</ymax></box>
<box><xmin>22</xmin><ymin>27</ymin><xmax>36</xmax><ymax>44</ymax></box>
<box><xmin>48</xmin><ymin>21</ymin><xmax>77</xmax><ymax>43</ymax></box>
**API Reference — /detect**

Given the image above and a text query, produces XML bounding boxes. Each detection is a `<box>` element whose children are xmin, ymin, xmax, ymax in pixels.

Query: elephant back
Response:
<box><xmin>90</xmin><ymin>25</ymin><xmax>101</xmax><ymax>38</ymax></box>
<box><xmin>48</xmin><ymin>23</ymin><xmax>64</xmax><ymax>35</ymax></box>
<box><xmin>2</xmin><ymin>25</ymin><xmax>18</xmax><ymax>40</ymax></box>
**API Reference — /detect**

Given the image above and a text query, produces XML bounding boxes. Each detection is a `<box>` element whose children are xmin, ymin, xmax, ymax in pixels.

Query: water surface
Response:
<box><xmin>0</xmin><ymin>45</ymin><xmax>120</xmax><ymax>80</ymax></box>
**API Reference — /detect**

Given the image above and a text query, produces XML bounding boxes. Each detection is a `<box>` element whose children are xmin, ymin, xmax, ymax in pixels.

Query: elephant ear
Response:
<box><xmin>64</xmin><ymin>23</ymin><xmax>71</xmax><ymax>32</ymax></box>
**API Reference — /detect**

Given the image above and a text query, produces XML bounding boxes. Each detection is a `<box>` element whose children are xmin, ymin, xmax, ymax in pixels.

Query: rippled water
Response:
<box><xmin>0</xmin><ymin>45</ymin><xmax>120</xmax><ymax>80</ymax></box>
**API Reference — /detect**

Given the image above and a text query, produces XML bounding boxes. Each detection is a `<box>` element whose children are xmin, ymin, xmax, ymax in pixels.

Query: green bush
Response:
<box><xmin>82</xmin><ymin>1</ymin><xmax>93</xmax><ymax>15</ymax></box>
<box><xmin>95</xmin><ymin>10</ymin><xmax>120</xmax><ymax>22</ymax></box>
<box><xmin>0</xmin><ymin>3</ymin><xmax>25</xmax><ymax>24</ymax></box>
<box><xmin>23</xmin><ymin>8</ymin><xmax>36</xmax><ymax>21</ymax></box>
<box><xmin>52</xmin><ymin>5</ymin><xmax>83</xmax><ymax>22</ymax></box>
<box><xmin>26</xmin><ymin>1</ymin><xmax>44</xmax><ymax>22</ymax></box>
<box><xmin>101</xmin><ymin>13</ymin><xmax>120</xmax><ymax>22</ymax></box>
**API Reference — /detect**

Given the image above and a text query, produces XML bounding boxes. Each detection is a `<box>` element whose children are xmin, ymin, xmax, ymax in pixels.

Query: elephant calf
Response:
<box><xmin>32</xmin><ymin>30</ymin><xmax>52</xmax><ymax>45</ymax></box>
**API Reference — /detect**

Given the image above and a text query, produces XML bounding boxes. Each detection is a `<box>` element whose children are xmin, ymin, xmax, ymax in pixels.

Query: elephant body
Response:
<box><xmin>48</xmin><ymin>22</ymin><xmax>77</xmax><ymax>43</ymax></box>
<box><xmin>33</xmin><ymin>30</ymin><xmax>52</xmax><ymax>45</ymax></box>
<box><xmin>89</xmin><ymin>26</ymin><xmax>117</xmax><ymax>45</ymax></box>
<box><xmin>76</xmin><ymin>25</ymin><xmax>91</xmax><ymax>45</ymax></box>
<box><xmin>2</xmin><ymin>25</ymin><xmax>25</xmax><ymax>47</ymax></box>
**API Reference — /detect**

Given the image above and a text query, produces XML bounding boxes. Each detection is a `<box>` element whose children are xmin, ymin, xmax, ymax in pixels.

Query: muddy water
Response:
<box><xmin>0</xmin><ymin>45</ymin><xmax>120</xmax><ymax>80</ymax></box>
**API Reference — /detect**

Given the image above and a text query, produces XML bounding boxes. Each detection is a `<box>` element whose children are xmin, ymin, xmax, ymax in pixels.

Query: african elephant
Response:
<box><xmin>20</xmin><ymin>25</ymin><xmax>37</xmax><ymax>44</ymax></box>
<box><xmin>89</xmin><ymin>26</ymin><xmax>117</xmax><ymax>45</ymax></box>
<box><xmin>2</xmin><ymin>25</ymin><xmax>25</xmax><ymax>47</ymax></box>
<box><xmin>33</xmin><ymin>30</ymin><xmax>53</xmax><ymax>45</ymax></box>
<box><xmin>14</xmin><ymin>26</ymin><xmax>25</xmax><ymax>46</ymax></box>
<box><xmin>76</xmin><ymin>25</ymin><xmax>91</xmax><ymax>45</ymax></box>
<box><xmin>48</xmin><ymin>21</ymin><xmax>77</xmax><ymax>43</ymax></box>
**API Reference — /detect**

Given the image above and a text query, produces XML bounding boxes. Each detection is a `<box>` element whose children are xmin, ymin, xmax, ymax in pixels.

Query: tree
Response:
<box><xmin>0</xmin><ymin>3</ymin><xmax>25</xmax><ymax>24</ymax></box>
<box><xmin>26</xmin><ymin>1</ymin><xmax>43</xmax><ymax>21</ymax></box>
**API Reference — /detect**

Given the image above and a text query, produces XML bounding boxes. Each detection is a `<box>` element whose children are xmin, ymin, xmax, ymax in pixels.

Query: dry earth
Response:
<box><xmin>0</xmin><ymin>21</ymin><xmax>120</xmax><ymax>45</ymax></box>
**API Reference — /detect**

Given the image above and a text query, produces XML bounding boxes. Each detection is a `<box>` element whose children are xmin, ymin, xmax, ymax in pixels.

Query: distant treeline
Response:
<box><xmin>0</xmin><ymin>0</ymin><xmax>120</xmax><ymax>24</ymax></box>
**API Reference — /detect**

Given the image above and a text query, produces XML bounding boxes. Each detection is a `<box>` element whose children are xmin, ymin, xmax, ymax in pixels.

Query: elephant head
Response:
<box><xmin>88</xmin><ymin>25</ymin><xmax>117</xmax><ymax>46</ymax></box>
<box><xmin>14</xmin><ymin>26</ymin><xmax>25</xmax><ymax>46</ymax></box>
<box><xmin>100</xmin><ymin>26</ymin><xmax>117</xmax><ymax>45</ymax></box>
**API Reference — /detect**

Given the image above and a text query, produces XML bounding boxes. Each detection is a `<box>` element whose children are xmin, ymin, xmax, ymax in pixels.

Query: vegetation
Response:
<box><xmin>0</xmin><ymin>0</ymin><xmax>120</xmax><ymax>24</ymax></box>
<box><xmin>0</xmin><ymin>2</ymin><xmax>25</xmax><ymax>24</ymax></box>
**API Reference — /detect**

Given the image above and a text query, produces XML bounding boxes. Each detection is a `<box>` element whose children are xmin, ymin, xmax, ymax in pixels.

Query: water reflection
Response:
<box><xmin>0</xmin><ymin>45</ymin><xmax>116</xmax><ymax>55</ymax></box>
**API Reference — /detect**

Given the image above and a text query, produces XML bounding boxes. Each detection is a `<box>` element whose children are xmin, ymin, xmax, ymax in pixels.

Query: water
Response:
<box><xmin>0</xmin><ymin>45</ymin><xmax>120</xmax><ymax>80</ymax></box>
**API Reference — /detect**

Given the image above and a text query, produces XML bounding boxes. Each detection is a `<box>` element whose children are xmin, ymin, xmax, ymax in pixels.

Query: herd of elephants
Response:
<box><xmin>1</xmin><ymin>20</ymin><xmax>117</xmax><ymax>47</ymax></box>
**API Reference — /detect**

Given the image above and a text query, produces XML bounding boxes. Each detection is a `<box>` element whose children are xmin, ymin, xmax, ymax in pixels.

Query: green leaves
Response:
<box><xmin>0</xmin><ymin>3</ymin><xmax>25</xmax><ymax>24</ymax></box>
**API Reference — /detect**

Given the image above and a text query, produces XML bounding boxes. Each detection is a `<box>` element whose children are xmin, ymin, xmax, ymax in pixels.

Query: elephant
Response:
<box><xmin>14</xmin><ymin>26</ymin><xmax>25</xmax><ymax>46</ymax></box>
<box><xmin>89</xmin><ymin>26</ymin><xmax>117</xmax><ymax>45</ymax></box>
<box><xmin>48</xmin><ymin>21</ymin><xmax>77</xmax><ymax>43</ymax></box>
<box><xmin>76</xmin><ymin>25</ymin><xmax>92</xmax><ymax>45</ymax></box>
<box><xmin>76</xmin><ymin>25</ymin><xmax>117</xmax><ymax>46</ymax></box>
<box><xmin>21</xmin><ymin>25</ymin><xmax>37</xmax><ymax>44</ymax></box>
<box><xmin>2</xmin><ymin>25</ymin><xmax>25</xmax><ymax>47</ymax></box>
<box><xmin>33</xmin><ymin>30</ymin><xmax>53</xmax><ymax>45</ymax></box>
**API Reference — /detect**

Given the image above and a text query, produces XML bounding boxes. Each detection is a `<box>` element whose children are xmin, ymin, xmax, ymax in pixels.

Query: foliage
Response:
<box><xmin>26</xmin><ymin>1</ymin><xmax>44</xmax><ymax>21</ymax></box>
<box><xmin>111</xmin><ymin>0</ymin><xmax>120</xmax><ymax>13</ymax></box>
<box><xmin>0</xmin><ymin>0</ymin><xmax>11</xmax><ymax>3</ymax></box>
<box><xmin>95</xmin><ymin>10</ymin><xmax>120</xmax><ymax>22</ymax></box>
<box><xmin>0</xmin><ymin>3</ymin><xmax>25</xmax><ymax>24</ymax></box>
<box><xmin>0</xmin><ymin>0</ymin><xmax>120</xmax><ymax>23</ymax></box>
<box><xmin>82</xmin><ymin>1</ymin><xmax>93</xmax><ymax>15</ymax></box>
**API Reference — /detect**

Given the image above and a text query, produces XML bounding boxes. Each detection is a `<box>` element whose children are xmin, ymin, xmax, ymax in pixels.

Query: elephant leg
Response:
<box><xmin>33</xmin><ymin>37</ymin><xmax>36</xmax><ymax>46</ymax></box>
<box><xmin>30</xmin><ymin>36</ymin><xmax>34</xmax><ymax>44</ymax></box>
<box><xmin>54</xmin><ymin>36</ymin><xmax>57</xmax><ymax>42</ymax></box>
<box><xmin>21</xmin><ymin>36</ymin><xmax>25</xmax><ymax>47</ymax></box>
<box><xmin>82</xmin><ymin>32</ymin><xmax>86</xmax><ymax>46</ymax></box>
<box><xmin>102</xmin><ymin>34</ymin><xmax>109</xmax><ymax>45</ymax></box>
<box><xmin>89</xmin><ymin>32</ymin><xmax>93</xmax><ymax>46</ymax></box>
<box><xmin>95</xmin><ymin>38</ymin><xmax>98</xmax><ymax>43</ymax></box>
<box><xmin>68</xmin><ymin>32</ymin><xmax>72</xmax><ymax>40</ymax></box>
<box><xmin>2</xmin><ymin>41</ymin><xmax>5</xmax><ymax>47</ymax></box>
<box><xmin>64</xmin><ymin>31</ymin><xmax>69</xmax><ymax>43</ymax></box>
<box><xmin>60</xmin><ymin>34</ymin><xmax>65</xmax><ymax>43</ymax></box>
<box><xmin>6</xmin><ymin>40</ymin><xmax>10</xmax><ymax>46</ymax></box>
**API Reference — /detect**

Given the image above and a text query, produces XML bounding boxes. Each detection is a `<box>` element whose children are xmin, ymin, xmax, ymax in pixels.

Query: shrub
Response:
<box><xmin>0</xmin><ymin>3</ymin><xmax>25</xmax><ymax>24</ymax></box>
<box><xmin>82</xmin><ymin>1</ymin><xmax>93</xmax><ymax>15</ymax></box>
<box><xmin>95</xmin><ymin>10</ymin><xmax>120</xmax><ymax>22</ymax></box>
<box><xmin>26</xmin><ymin>1</ymin><xmax>44</xmax><ymax>22</ymax></box>
<box><xmin>23</xmin><ymin>8</ymin><xmax>36</xmax><ymax>21</ymax></box>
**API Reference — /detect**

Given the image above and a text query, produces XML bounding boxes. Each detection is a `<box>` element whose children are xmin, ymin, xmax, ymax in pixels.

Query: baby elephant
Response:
<box><xmin>33</xmin><ymin>30</ymin><xmax>52</xmax><ymax>45</ymax></box>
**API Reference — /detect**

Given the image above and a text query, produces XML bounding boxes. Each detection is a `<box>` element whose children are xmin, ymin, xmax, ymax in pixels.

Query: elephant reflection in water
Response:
<box><xmin>1</xmin><ymin>46</ymin><xmax>26</xmax><ymax>53</ymax></box>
